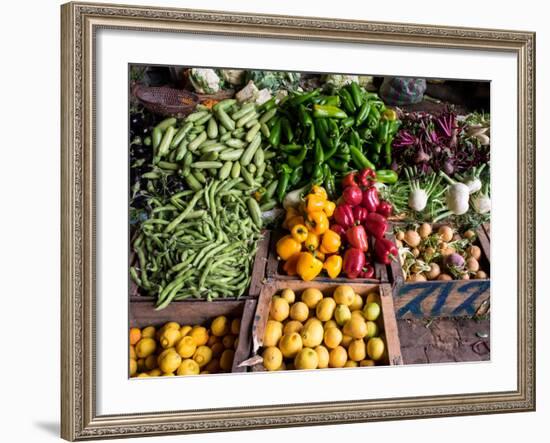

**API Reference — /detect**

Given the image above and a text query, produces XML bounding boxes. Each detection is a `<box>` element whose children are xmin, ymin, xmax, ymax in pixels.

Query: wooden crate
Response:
<box><xmin>265</xmin><ymin>228</ymin><xmax>393</xmax><ymax>284</ymax></box>
<box><xmin>130</xmin><ymin>298</ymin><xmax>256</xmax><ymax>373</ymax></box>
<box><xmin>129</xmin><ymin>229</ymin><xmax>270</xmax><ymax>299</ymax></box>
<box><xmin>392</xmin><ymin>225</ymin><xmax>491</xmax><ymax>319</ymax></box>
<box><xmin>247</xmin><ymin>280</ymin><xmax>403</xmax><ymax>371</ymax></box>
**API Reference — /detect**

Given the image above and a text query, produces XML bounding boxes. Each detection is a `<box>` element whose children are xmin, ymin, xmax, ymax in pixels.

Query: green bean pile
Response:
<box><xmin>130</xmin><ymin>179</ymin><xmax>262</xmax><ymax>309</ymax></box>
<box><xmin>142</xmin><ymin>99</ymin><xmax>278</xmax><ymax>211</ymax></box>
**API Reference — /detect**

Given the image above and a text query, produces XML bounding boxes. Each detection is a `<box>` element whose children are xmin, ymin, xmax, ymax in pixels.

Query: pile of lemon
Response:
<box><xmin>261</xmin><ymin>285</ymin><xmax>387</xmax><ymax>371</ymax></box>
<box><xmin>129</xmin><ymin>316</ymin><xmax>241</xmax><ymax>377</ymax></box>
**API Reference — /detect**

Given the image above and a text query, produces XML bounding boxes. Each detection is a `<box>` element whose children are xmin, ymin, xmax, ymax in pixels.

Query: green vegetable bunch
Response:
<box><xmin>244</xmin><ymin>70</ymin><xmax>301</xmax><ymax>92</ymax></box>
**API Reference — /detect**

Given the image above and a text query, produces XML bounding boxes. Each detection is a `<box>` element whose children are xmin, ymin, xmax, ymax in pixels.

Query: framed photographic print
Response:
<box><xmin>61</xmin><ymin>1</ymin><xmax>536</xmax><ymax>440</ymax></box>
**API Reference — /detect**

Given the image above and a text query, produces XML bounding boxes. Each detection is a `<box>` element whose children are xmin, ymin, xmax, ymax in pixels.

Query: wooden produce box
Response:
<box><xmin>266</xmin><ymin>229</ymin><xmax>394</xmax><ymax>284</ymax></box>
<box><xmin>248</xmin><ymin>280</ymin><xmax>403</xmax><ymax>371</ymax></box>
<box><xmin>129</xmin><ymin>229</ymin><xmax>270</xmax><ymax>300</ymax></box>
<box><xmin>391</xmin><ymin>225</ymin><xmax>491</xmax><ymax>319</ymax></box>
<box><xmin>130</xmin><ymin>298</ymin><xmax>257</xmax><ymax>373</ymax></box>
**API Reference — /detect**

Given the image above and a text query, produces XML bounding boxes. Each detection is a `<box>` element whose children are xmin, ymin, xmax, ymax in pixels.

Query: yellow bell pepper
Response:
<box><xmin>310</xmin><ymin>185</ymin><xmax>328</xmax><ymax>201</ymax></box>
<box><xmin>306</xmin><ymin>211</ymin><xmax>329</xmax><ymax>236</ymax></box>
<box><xmin>323</xmin><ymin>200</ymin><xmax>336</xmax><ymax>218</ymax></box>
<box><xmin>296</xmin><ymin>252</ymin><xmax>323</xmax><ymax>282</ymax></box>
<box><xmin>276</xmin><ymin>235</ymin><xmax>302</xmax><ymax>261</ymax></box>
<box><xmin>290</xmin><ymin>224</ymin><xmax>308</xmax><ymax>243</ymax></box>
<box><xmin>314</xmin><ymin>250</ymin><xmax>326</xmax><ymax>261</ymax></box>
<box><xmin>320</xmin><ymin>229</ymin><xmax>341</xmax><ymax>254</ymax></box>
<box><xmin>287</xmin><ymin>215</ymin><xmax>305</xmax><ymax>230</ymax></box>
<box><xmin>323</xmin><ymin>255</ymin><xmax>343</xmax><ymax>278</ymax></box>
<box><xmin>305</xmin><ymin>194</ymin><xmax>326</xmax><ymax>213</ymax></box>
<box><xmin>304</xmin><ymin>232</ymin><xmax>319</xmax><ymax>252</ymax></box>
<box><xmin>283</xmin><ymin>253</ymin><xmax>300</xmax><ymax>276</ymax></box>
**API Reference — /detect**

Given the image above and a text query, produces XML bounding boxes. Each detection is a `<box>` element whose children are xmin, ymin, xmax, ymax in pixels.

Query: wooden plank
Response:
<box><xmin>249</xmin><ymin>280</ymin><xmax>402</xmax><ymax>371</ymax></box>
<box><xmin>248</xmin><ymin>230</ymin><xmax>270</xmax><ymax>297</ymax></box>
<box><xmin>233</xmin><ymin>299</ymin><xmax>257</xmax><ymax>372</ymax></box>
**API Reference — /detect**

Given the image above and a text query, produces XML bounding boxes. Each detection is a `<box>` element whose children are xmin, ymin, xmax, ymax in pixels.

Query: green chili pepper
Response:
<box><xmin>280</xmin><ymin>117</ymin><xmax>294</xmax><ymax>143</ymax></box>
<box><xmin>327</xmin><ymin>157</ymin><xmax>349</xmax><ymax>172</ymax></box>
<box><xmin>288</xmin><ymin>146</ymin><xmax>308</xmax><ymax>168</ymax></box>
<box><xmin>327</xmin><ymin>119</ymin><xmax>340</xmax><ymax>138</ymax></box>
<box><xmin>290</xmin><ymin>89</ymin><xmax>321</xmax><ymax>106</ymax></box>
<box><xmin>307</xmin><ymin>124</ymin><xmax>315</xmax><ymax>143</ymax></box>
<box><xmin>268</xmin><ymin>118</ymin><xmax>282</xmax><ymax>146</ymax></box>
<box><xmin>298</xmin><ymin>105</ymin><xmax>313</xmax><ymax>127</ymax></box>
<box><xmin>280</xmin><ymin>143</ymin><xmax>303</xmax><ymax>153</ymax></box>
<box><xmin>350</xmin><ymin>145</ymin><xmax>376</xmax><ymax>170</ymax></box>
<box><xmin>312</xmin><ymin>163</ymin><xmax>324</xmax><ymax>183</ymax></box>
<box><xmin>313</xmin><ymin>104</ymin><xmax>347</xmax><ymax>119</ymax></box>
<box><xmin>377</xmin><ymin>120</ymin><xmax>390</xmax><ymax>144</ymax></box>
<box><xmin>339</xmin><ymin>89</ymin><xmax>356</xmax><ymax>113</ymax></box>
<box><xmin>276</xmin><ymin>164</ymin><xmax>292</xmax><ymax>202</ymax></box>
<box><xmin>323</xmin><ymin>164</ymin><xmax>336</xmax><ymax>200</ymax></box>
<box><xmin>375</xmin><ymin>169</ymin><xmax>398</xmax><ymax>184</ymax></box>
<box><xmin>314</xmin><ymin>139</ymin><xmax>324</xmax><ymax>164</ymax></box>
<box><xmin>315</xmin><ymin>119</ymin><xmax>331</xmax><ymax>150</ymax></box>
<box><xmin>383</xmin><ymin>139</ymin><xmax>392</xmax><ymax>166</ymax></box>
<box><xmin>289</xmin><ymin>165</ymin><xmax>303</xmax><ymax>186</ymax></box>
<box><xmin>355</xmin><ymin>101</ymin><xmax>371</xmax><ymax>126</ymax></box>
<box><xmin>258</xmin><ymin>97</ymin><xmax>276</xmax><ymax>112</ymax></box>
<box><xmin>349</xmin><ymin>82</ymin><xmax>363</xmax><ymax>108</ymax></box>
<box><xmin>350</xmin><ymin>130</ymin><xmax>362</xmax><ymax>148</ymax></box>
<box><xmin>341</xmin><ymin>116</ymin><xmax>355</xmax><ymax>128</ymax></box>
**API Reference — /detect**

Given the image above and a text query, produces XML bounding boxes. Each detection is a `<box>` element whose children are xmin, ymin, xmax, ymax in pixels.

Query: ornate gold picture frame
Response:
<box><xmin>61</xmin><ymin>2</ymin><xmax>535</xmax><ymax>440</ymax></box>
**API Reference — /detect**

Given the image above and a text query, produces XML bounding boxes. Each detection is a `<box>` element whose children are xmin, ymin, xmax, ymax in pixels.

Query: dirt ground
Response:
<box><xmin>397</xmin><ymin>317</ymin><xmax>490</xmax><ymax>365</ymax></box>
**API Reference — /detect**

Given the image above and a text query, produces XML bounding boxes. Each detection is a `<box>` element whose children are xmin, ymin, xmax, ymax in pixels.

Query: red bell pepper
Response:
<box><xmin>330</xmin><ymin>224</ymin><xmax>347</xmax><ymax>244</ymax></box>
<box><xmin>346</xmin><ymin>225</ymin><xmax>369</xmax><ymax>251</ymax></box>
<box><xmin>361</xmin><ymin>186</ymin><xmax>380</xmax><ymax>212</ymax></box>
<box><xmin>333</xmin><ymin>204</ymin><xmax>354</xmax><ymax>229</ymax></box>
<box><xmin>376</xmin><ymin>200</ymin><xmax>393</xmax><ymax>218</ymax></box>
<box><xmin>374</xmin><ymin>237</ymin><xmax>398</xmax><ymax>265</ymax></box>
<box><xmin>364</xmin><ymin>212</ymin><xmax>388</xmax><ymax>239</ymax></box>
<box><xmin>358</xmin><ymin>263</ymin><xmax>375</xmax><ymax>279</ymax></box>
<box><xmin>342</xmin><ymin>185</ymin><xmax>362</xmax><ymax>206</ymax></box>
<box><xmin>358</xmin><ymin>168</ymin><xmax>376</xmax><ymax>187</ymax></box>
<box><xmin>342</xmin><ymin>172</ymin><xmax>357</xmax><ymax>188</ymax></box>
<box><xmin>352</xmin><ymin>206</ymin><xmax>368</xmax><ymax>224</ymax></box>
<box><xmin>343</xmin><ymin>248</ymin><xmax>366</xmax><ymax>279</ymax></box>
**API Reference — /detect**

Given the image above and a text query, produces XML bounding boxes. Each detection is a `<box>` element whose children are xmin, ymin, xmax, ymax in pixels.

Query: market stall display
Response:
<box><xmin>128</xmin><ymin>67</ymin><xmax>491</xmax><ymax>375</ymax></box>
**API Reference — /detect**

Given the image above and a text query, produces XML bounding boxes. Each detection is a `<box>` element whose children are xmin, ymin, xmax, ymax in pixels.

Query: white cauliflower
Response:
<box><xmin>189</xmin><ymin>68</ymin><xmax>221</xmax><ymax>94</ymax></box>
<box><xmin>236</xmin><ymin>80</ymin><xmax>259</xmax><ymax>103</ymax></box>
<box><xmin>255</xmin><ymin>88</ymin><xmax>272</xmax><ymax>105</ymax></box>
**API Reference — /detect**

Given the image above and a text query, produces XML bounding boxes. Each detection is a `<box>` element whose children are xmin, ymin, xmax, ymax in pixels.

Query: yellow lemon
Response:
<box><xmin>220</xmin><ymin>349</ymin><xmax>235</xmax><ymax>371</ymax></box>
<box><xmin>161</xmin><ymin>321</ymin><xmax>180</xmax><ymax>332</ymax></box>
<box><xmin>283</xmin><ymin>320</ymin><xmax>303</xmax><ymax>335</ymax></box>
<box><xmin>366</xmin><ymin>337</ymin><xmax>385</xmax><ymax>361</ymax></box>
<box><xmin>316</xmin><ymin>297</ymin><xmax>336</xmax><ymax>321</ymax></box>
<box><xmin>262</xmin><ymin>346</ymin><xmax>283</xmax><ymax>371</ymax></box>
<box><xmin>348</xmin><ymin>339</ymin><xmax>367</xmax><ymax>361</ymax></box>
<box><xmin>129</xmin><ymin>345</ymin><xmax>137</xmax><ymax>360</ymax></box>
<box><xmin>141</xmin><ymin>326</ymin><xmax>156</xmax><ymax>339</ymax></box>
<box><xmin>145</xmin><ymin>354</ymin><xmax>158</xmax><ymax>370</ymax></box>
<box><xmin>365</xmin><ymin>321</ymin><xmax>379</xmax><ymax>338</ymax></box>
<box><xmin>294</xmin><ymin>348</ymin><xmax>319</xmax><ymax>370</ymax></box>
<box><xmin>323</xmin><ymin>327</ymin><xmax>343</xmax><ymax>349</ymax></box>
<box><xmin>129</xmin><ymin>358</ymin><xmax>137</xmax><ymax>376</ymax></box>
<box><xmin>148</xmin><ymin>368</ymin><xmax>162</xmax><ymax>376</ymax></box>
<box><xmin>333</xmin><ymin>285</ymin><xmax>355</xmax><ymax>306</ymax></box>
<box><xmin>350</xmin><ymin>310</ymin><xmax>365</xmax><ymax>321</ymax></box>
<box><xmin>230</xmin><ymin>318</ymin><xmax>241</xmax><ymax>335</ymax></box>
<box><xmin>270</xmin><ymin>297</ymin><xmax>290</xmax><ymax>322</ymax></box>
<box><xmin>129</xmin><ymin>328</ymin><xmax>141</xmax><ymax>345</ymax></box>
<box><xmin>189</xmin><ymin>326</ymin><xmax>209</xmax><ymax>346</ymax></box>
<box><xmin>158</xmin><ymin>349</ymin><xmax>182</xmax><ymax>374</ymax></box>
<box><xmin>211</xmin><ymin>316</ymin><xmax>230</xmax><ymax>337</ymax></box>
<box><xmin>366</xmin><ymin>292</ymin><xmax>380</xmax><ymax>304</ymax></box>
<box><xmin>280</xmin><ymin>288</ymin><xmax>296</xmax><ymax>304</ymax></box>
<box><xmin>315</xmin><ymin>345</ymin><xmax>330</xmax><ymax>369</ymax></box>
<box><xmin>136</xmin><ymin>373</ymin><xmax>149</xmax><ymax>378</ymax></box>
<box><xmin>177</xmin><ymin>359</ymin><xmax>200</xmax><ymax>376</ymax></box>
<box><xmin>176</xmin><ymin>336</ymin><xmax>197</xmax><ymax>358</ymax></box>
<box><xmin>360</xmin><ymin>359</ymin><xmax>376</xmax><ymax>367</ymax></box>
<box><xmin>349</xmin><ymin>293</ymin><xmax>364</xmax><ymax>311</ymax></box>
<box><xmin>193</xmin><ymin>345</ymin><xmax>213</xmax><ymax>368</ymax></box>
<box><xmin>343</xmin><ymin>317</ymin><xmax>368</xmax><ymax>339</ymax></box>
<box><xmin>290</xmin><ymin>301</ymin><xmax>309</xmax><ymax>322</ymax></box>
<box><xmin>344</xmin><ymin>360</ymin><xmax>358</xmax><ymax>368</ymax></box>
<box><xmin>222</xmin><ymin>335</ymin><xmax>236</xmax><ymax>349</ymax></box>
<box><xmin>300</xmin><ymin>320</ymin><xmax>324</xmax><ymax>347</ymax></box>
<box><xmin>341</xmin><ymin>334</ymin><xmax>353</xmax><ymax>348</ymax></box>
<box><xmin>179</xmin><ymin>325</ymin><xmax>192</xmax><ymax>337</ymax></box>
<box><xmin>162</xmin><ymin>372</ymin><xmax>175</xmax><ymax>377</ymax></box>
<box><xmin>328</xmin><ymin>346</ymin><xmax>348</xmax><ymax>368</ymax></box>
<box><xmin>263</xmin><ymin>320</ymin><xmax>283</xmax><ymax>347</ymax></box>
<box><xmin>278</xmin><ymin>333</ymin><xmax>303</xmax><ymax>358</ymax></box>
<box><xmin>135</xmin><ymin>337</ymin><xmax>156</xmax><ymax>358</ymax></box>
<box><xmin>324</xmin><ymin>320</ymin><xmax>338</xmax><ymax>330</ymax></box>
<box><xmin>363</xmin><ymin>302</ymin><xmax>381</xmax><ymax>321</ymax></box>
<box><xmin>301</xmin><ymin>288</ymin><xmax>323</xmax><ymax>309</ymax></box>
<box><xmin>334</xmin><ymin>304</ymin><xmax>352</xmax><ymax>326</ymax></box>
<box><xmin>159</xmin><ymin>328</ymin><xmax>181</xmax><ymax>349</ymax></box>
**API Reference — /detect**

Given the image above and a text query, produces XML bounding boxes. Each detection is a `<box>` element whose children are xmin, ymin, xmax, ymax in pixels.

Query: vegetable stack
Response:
<box><xmin>269</xmin><ymin>81</ymin><xmax>401</xmax><ymax>200</ymax></box>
